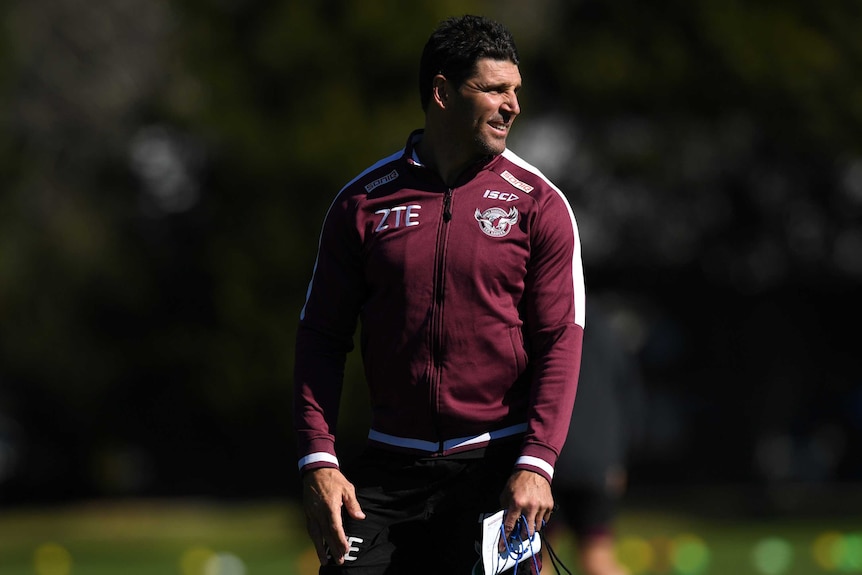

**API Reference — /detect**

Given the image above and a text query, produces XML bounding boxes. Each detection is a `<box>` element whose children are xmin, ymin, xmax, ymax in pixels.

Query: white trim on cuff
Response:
<box><xmin>516</xmin><ymin>455</ymin><xmax>554</xmax><ymax>479</ymax></box>
<box><xmin>298</xmin><ymin>452</ymin><xmax>339</xmax><ymax>471</ymax></box>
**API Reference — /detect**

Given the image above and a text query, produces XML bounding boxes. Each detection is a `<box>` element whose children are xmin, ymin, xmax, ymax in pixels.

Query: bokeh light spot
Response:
<box><xmin>670</xmin><ymin>533</ymin><xmax>710</xmax><ymax>574</ymax></box>
<box><xmin>839</xmin><ymin>532</ymin><xmax>862</xmax><ymax>571</ymax></box>
<box><xmin>813</xmin><ymin>531</ymin><xmax>843</xmax><ymax>570</ymax></box>
<box><xmin>616</xmin><ymin>535</ymin><xmax>654</xmax><ymax>574</ymax></box>
<box><xmin>34</xmin><ymin>543</ymin><xmax>72</xmax><ymax>575</ymax></box>
<box><xmin>181</xmin><ymin>546</ymin><xmax>217</xmax><ymax>575</ymax></box>
<box><xmin>751</xmin><ymin>537</ymin><xmax>793</xmax><ymax>574</ymax></box>
<box><xmin>204</xmin><ymin>552</ymin><xmax>247</xmax><ymax>575</ymax></box>
<box><xmin>650</xmin><ymin>536</ymin><xmax>674</xmax><ymax>573</ymax></box>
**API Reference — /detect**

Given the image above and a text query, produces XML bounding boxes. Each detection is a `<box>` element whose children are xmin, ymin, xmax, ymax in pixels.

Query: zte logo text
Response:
<box><xmin>375</xmin><ymin>205</ymin><xmax>421</xmax><ymax>232</ymax></box>
<box><xmin>483</xmin><ymin>190</ymin><xmax>519</xmax><ymax>202</ymax></box>
<box><xmin>344</xmin><ymin>536</ymin><xmax>364</xmax><ymax>561</ymax></box>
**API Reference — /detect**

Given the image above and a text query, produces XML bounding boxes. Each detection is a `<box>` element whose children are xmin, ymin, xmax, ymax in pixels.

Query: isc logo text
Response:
<box><xmin>483</xmin><ymin>190</ymin><xmax>519</xmax><ymax>202</ymax></box>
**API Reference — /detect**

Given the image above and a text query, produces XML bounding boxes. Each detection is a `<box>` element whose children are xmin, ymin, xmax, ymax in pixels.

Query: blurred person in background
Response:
<box><xmin>293</xmin><ymin>14</ymin><xmax>586</xmax><ymax>574</ymax></box>
<box><xmin>549</xmin><ymin>303</ymin><xmax>646</xmax><ymax>575</ymax></box>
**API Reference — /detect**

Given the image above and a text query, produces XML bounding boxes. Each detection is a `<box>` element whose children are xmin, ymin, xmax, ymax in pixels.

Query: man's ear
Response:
<box><xmin>432</xmin><ymin>75</ymin><xmax>448</xmax><ymax>108</ymax></box>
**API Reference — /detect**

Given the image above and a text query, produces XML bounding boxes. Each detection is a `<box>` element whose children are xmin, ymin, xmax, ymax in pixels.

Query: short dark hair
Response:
<box><xmin>419</xmin><ymin>15</ymin><xmax>520</xmax><ymax>111</ymax></box>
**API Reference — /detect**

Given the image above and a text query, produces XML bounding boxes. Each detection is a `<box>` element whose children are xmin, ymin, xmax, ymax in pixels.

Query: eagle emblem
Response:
<box><xmin>475</xmin><ymin>206</ymin><xmax>519</xmax><ymax>238</ymax></box>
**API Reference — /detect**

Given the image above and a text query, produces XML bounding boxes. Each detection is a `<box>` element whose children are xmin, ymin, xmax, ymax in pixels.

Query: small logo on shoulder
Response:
<box><xmin>500</xmin><ymin>170</ymin><xmax>534</xmax><ymax>193</ymax></box>
<box><xmin>365</xmin><ymin>170</ymin><xmax>399</xmax><ymax>193</ymax></box>
<box><xmin>475</xmin><ymin>207</ymin><xmax>519</xmax><ymax>238</ymax></box>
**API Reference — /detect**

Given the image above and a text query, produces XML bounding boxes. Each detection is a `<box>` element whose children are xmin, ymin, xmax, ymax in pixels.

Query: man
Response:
<box><xmin>550</xmin><ymin>304</ymin><xmax>646</xmax><ymax>575</ymax></box>
<box><xmin>294</xmin><ymin>14</ymin><xmax>585</xmax><ymax>574</ymax></box>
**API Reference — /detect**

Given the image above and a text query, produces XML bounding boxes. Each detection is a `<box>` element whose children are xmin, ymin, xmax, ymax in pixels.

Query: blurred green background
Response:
<box><xmin>1</xmin><ymin>0</ymin><xmax>861</xmax><ymax>573</ymax></box>
<box><xmin>2</xmin><ymin>496</ymin><xmax>862</xmax><ymax>574</ymax></box>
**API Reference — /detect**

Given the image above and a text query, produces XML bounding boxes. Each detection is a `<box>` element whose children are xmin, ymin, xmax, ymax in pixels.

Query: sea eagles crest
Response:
<box><xmin>475</xmin><ymin>206</ymin><xmax>519</xmax><ymax>238</ymax></box>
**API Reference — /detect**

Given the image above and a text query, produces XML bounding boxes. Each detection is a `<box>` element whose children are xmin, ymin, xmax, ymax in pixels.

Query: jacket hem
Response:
<box><xmin>367</xmin><ymin>422</ymin><xmax>528</xmax><ymax>454</ymax></box>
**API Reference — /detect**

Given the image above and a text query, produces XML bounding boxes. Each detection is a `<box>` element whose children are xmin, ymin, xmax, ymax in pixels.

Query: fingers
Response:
<box><xmin>302</xmin><ymin>468</ymin><xmax>365</xmax><ymax>566</ymax></box>
<box><xmin>499</xmin><ymin>510</ymin><xmax>542</xmax><ymax>554</ymax></box>
<box><xmin>305</xmin><ymin>502</ymin><xmax>348</xmax><ymax>565</ymax></box>
<box><xmin>306</xmin><ymin>514</ymin><xmax>329</xmax><ymax>565</ymax></box>
<box><xmin>504</xmin><ymin>508</ymin><xmax>540</xmax><ymax>538</ymax></box>
<box><xmin>500</xmin><ymin>469</ymin><xmax>555</xmax><ymax>539</ymax></box>
<box><xmin>503</xmin><ymin>512</ymin><xmax>520</xmax><ymax>539</ymax></box>
<box><xmin>322</xmin><ymin>482</ymin><xmax>365</xmax><ymax>564</ymax></box>
<box><xmin>327</xmin><ymin>503</ymin><xmax>352</xmax><ymax>563</ymax></box>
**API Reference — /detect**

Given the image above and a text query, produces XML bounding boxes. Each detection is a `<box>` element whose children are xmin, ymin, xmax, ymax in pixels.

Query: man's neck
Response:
<box><xmin>416</xmin><ymin>128</ymin><xmax>480</xmax><ymax>187</ymax></box>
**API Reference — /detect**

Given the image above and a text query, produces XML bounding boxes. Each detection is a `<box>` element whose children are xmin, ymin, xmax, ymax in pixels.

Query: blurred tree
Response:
<box><xmin>507</xmin><ymin>0</ymin><xmax>862</xmax><ymax>490</ymax></box>
<box><xmin>0</xmin><ymin>0</ymin><xmax>860</xmax><ymax>501</ymax></box>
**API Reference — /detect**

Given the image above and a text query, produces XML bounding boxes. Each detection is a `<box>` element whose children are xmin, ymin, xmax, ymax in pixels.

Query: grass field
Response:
<box><xmin>0</xmin><ymin>495</ymin><xmax>859</xmax><ymax>575</ymax></box>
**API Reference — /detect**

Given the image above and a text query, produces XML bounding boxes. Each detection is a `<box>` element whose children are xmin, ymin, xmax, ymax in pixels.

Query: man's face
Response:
<box><xmin>448</xmin><ymin>58</ymin><xmax>522</xmax><ymax>159</ymax></box>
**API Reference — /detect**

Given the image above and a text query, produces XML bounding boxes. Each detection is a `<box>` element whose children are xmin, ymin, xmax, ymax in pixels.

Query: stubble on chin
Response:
<box><xmin>474</xmin><ymin>133</ymin><xmax>507</xmax><ymax>157</ymax></box>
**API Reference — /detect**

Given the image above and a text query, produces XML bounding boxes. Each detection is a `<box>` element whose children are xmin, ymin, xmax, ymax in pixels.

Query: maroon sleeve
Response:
<box><xmin>516</xmin><ymin>184</ymin><xmax>586</xmax><ymax>483</ymax></box>
<box><xmin>293</xmin><ymin>190</ymin><xmax>365</xmax><ymax>473</ymax></box>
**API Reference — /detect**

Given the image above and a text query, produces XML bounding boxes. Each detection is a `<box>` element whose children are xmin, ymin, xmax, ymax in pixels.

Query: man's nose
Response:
<box><xmin>503</xmin><ymin>91</ymin><xmax>520</xmax><ymax>116</ymax></box>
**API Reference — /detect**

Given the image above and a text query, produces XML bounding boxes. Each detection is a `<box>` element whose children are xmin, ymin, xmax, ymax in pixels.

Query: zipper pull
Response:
<box><xmin>443</xmin><ymin>189</ymin><xmax>453</xmax><ymax>222</ymax></box>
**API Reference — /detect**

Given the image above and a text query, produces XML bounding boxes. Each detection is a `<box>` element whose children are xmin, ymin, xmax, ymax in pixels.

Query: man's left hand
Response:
<box><xmin>499</xmin><ymin>469</ymin><xmax>554</xmax><ymax>542</ymax></box>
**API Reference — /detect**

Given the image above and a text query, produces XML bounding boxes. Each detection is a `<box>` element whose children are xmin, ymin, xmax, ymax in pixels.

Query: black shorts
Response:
<box><xmin>320</xmin><ymin>442</ymin><xmax>541</xmax><ymax>574</ymax></box>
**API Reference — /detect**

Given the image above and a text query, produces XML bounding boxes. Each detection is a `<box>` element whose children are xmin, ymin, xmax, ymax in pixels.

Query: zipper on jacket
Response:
<box><xmin>429</xmin><ymin>188</ymin><xmax>453</xmax><ymax>454</ymax></box>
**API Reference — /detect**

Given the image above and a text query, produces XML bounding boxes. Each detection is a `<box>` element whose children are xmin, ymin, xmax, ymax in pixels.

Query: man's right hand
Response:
<box><xmin>302</xmin><ymin>467</ymin><xmax>366</xmax><ymax>565</ymax></box>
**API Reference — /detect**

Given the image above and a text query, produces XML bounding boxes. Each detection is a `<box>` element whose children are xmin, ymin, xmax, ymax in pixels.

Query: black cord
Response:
<box><xmin>541</xmin><ymin>535</ymin><xmax>574</xmax><ymax>575</ymax></box>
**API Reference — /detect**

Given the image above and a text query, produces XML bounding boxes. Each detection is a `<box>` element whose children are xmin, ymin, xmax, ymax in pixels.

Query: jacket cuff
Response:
<box><xmin>515</xmin><ymin>443</ymin><xmax>558</xmax><ymax>483</ymax></box>
<box><xmin>515</xmin><ymin>456</ymin><xmax>554</xmax><ymax>484</ymax></box>
<box><xmin>297</xmin><ymin>452</ymin><xmax>340</xmax><ymax>474</ymax></box>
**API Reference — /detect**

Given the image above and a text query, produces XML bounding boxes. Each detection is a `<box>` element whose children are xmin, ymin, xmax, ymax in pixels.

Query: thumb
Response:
<box><xmin>343</xmin><ymin>490</ymin><xmax>366</xmax><ymax>520</ymax></box>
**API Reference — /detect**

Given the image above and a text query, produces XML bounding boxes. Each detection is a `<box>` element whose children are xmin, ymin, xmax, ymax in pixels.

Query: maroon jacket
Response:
<box><xmin>294</xmin><ymin>130</ymin><xmax>585</xmax><ymax>483</ymax></box>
